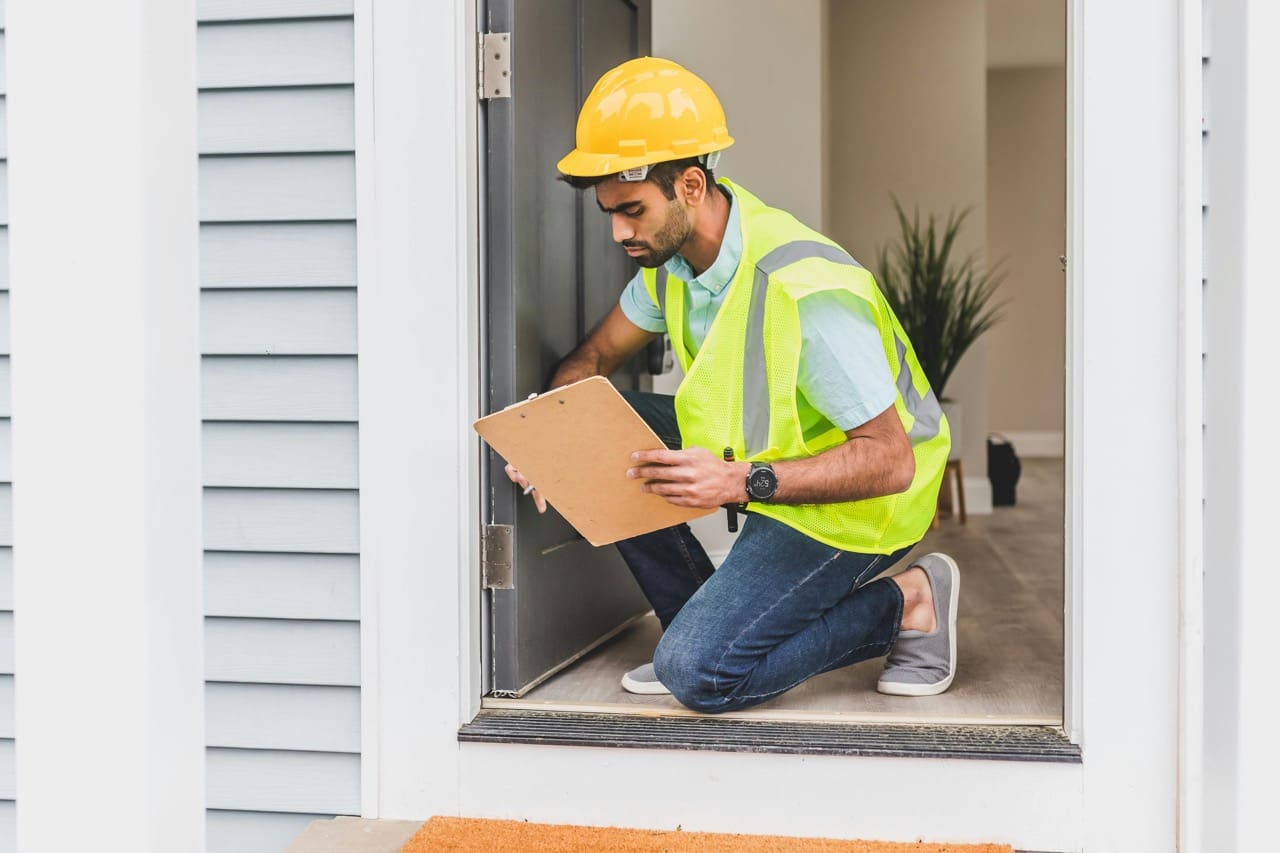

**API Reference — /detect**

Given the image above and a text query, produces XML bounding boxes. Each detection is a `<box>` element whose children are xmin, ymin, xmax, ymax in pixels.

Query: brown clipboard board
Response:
<box><xmin>473</xmin><ymin>376</ymin><xmax>716</xmax><ymax>546</ymax></box>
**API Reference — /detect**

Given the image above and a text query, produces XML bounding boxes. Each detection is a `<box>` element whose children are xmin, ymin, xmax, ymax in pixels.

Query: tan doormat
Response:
<box><xmin>401</xmin><ymin>816</ymin><xmax>1014</xmax><ymax>852</ymax></box>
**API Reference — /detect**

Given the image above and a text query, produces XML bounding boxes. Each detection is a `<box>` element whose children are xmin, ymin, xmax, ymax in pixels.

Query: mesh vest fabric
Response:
<box><xmin>642</xmin><ymin>179</ymin><xmax>950</xmax><ymax>554</ymax></box>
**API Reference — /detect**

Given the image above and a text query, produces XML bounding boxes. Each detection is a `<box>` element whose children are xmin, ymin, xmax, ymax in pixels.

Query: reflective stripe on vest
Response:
<box><xmin>741</xmin><ymin>240</ymin><xmax>943</xmax><ymax>456</ymax></box>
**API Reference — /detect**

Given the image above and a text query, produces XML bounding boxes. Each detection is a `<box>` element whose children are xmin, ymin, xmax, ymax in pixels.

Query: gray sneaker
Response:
<box><xmin>621</xmin><ymin>661</ymin><xmax>671</xmax><ymax>695</ymax></box>
<box><xmin>877</xmin><ymin>553</ymin><xmax>960</xmax><ymax>696</ymax></box>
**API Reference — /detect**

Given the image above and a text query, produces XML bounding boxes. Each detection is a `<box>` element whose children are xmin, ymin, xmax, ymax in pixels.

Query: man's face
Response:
<box><xmin>594</xmin><ymin>177</ymin><xmax>692</xmax><ymax>269</ymax></box>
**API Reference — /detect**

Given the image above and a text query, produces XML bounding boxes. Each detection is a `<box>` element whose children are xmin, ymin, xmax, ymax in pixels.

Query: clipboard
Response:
<box><xmin>473</xmin><ymin>376</ymin><xmax>716</xmax><ymax>546</ymax></box>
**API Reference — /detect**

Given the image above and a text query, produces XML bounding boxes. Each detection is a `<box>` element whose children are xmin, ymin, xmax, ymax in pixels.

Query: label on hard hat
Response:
<box><xmin>619</xmin><ymin>165</ymin><xmax>650</xmax><ymax>182</ymax></box>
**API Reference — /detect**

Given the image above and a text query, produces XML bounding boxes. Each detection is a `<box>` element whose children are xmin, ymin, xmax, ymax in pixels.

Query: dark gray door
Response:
<box><xmin>483</xmin><ymin>0</ymin><xmax>654</xmax><ymax>696</ymax></box>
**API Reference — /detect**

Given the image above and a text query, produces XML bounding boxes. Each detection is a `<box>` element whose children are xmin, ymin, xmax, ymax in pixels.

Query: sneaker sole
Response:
<box><xmin>620</xmin><ymin>673</ymin><xmax>671</xmax><ymax>696</ymax></box>
<box><xmin>876</xmin><ymin>553</ymin><xmax>960</xmax><ymax>697</ymax></box>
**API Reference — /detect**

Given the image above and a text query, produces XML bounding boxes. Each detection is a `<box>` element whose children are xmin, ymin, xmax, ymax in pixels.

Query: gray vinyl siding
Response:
<box><xmin>0</xmin><ymin>2</ymin><xmax>13</xmax><ymax>849</ymax></box>
<box><xmin>197</xmin><ymin>2</ymin><xmax>359</xmax><ymax>850</ymax></box>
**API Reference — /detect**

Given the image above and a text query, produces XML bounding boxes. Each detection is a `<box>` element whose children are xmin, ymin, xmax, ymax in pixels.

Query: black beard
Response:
<box><xmin>625</xmin><ymin>200</ymin><xmax>691</xmax><ymax>268</ymax></box>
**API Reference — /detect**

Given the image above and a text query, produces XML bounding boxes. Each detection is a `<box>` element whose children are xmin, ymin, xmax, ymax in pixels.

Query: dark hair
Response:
<box><xmin>559</xmin><ymin>156</ymin><xmax>719</xmax><ymax>200</ymax></box>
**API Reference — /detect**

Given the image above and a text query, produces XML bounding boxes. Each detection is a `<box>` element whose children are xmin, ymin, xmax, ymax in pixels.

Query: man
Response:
<box><xmin>505</xmin><ymin>57</ymin><xmax>958</xmax><ymax>713</ymax></box>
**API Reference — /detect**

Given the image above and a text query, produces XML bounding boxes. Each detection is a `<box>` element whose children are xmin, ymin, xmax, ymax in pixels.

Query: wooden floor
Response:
<box><xmin>486</xmin><ymin>459</ymin><xmax>1065</xmax><ymax>725</ymax></box>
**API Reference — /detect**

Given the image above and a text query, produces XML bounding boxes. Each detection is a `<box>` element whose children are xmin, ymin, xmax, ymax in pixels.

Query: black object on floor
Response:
<box><xmin>988</xmin><ymin>434</ymin><xmax>1022</xmax><ymax>506</ymax></box>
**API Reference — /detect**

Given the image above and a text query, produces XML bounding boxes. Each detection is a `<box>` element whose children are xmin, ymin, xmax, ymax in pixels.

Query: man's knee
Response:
<box><xmin>653</xmin><ymin>631</ymin><xmax>738</xmax><ymax>714</ymax></box>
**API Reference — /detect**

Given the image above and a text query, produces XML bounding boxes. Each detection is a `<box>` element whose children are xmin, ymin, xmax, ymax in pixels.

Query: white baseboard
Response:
<box><xmin>994</xmin><ymin>430</ymin><xmax>1064</xmax><ymax>458</ymax></box>
<box><xmin>961</xmin><ymin>475</ymin><xmax>993</xmax><ymax>515</ymax></box>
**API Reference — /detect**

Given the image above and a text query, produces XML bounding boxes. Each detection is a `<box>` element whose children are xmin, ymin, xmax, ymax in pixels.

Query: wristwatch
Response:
<box><xmin>745</xmin><ymin>462</ymin><xmax>778</xmax><ymax>502</ymax></box>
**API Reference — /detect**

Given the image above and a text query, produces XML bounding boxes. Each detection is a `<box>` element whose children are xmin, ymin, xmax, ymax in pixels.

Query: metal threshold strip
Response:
<box><xmin>459</xmin><ymin>709</ymin><xmax>1082</xmax><ymax>763</ymax></box>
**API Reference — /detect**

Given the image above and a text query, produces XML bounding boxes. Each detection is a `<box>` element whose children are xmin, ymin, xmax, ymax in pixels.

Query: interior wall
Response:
<box><xmin>650</xmin><ymin>0</ymin><xmax>826</xmax><ymax>553</ymax></box>
<box><xmin>985</xmin><ymin>67</ymin><xmax>1066</xmax><ymax>438</ymax></box>
<box><xmin>827</xmin><ymin>0</ymin><xmax>990</xmax><ymax>503</ymax></box>
<box><xmin>650</xmin><ymin>0</ymin><xmax>826</xmax><ymax>230</ymax></box>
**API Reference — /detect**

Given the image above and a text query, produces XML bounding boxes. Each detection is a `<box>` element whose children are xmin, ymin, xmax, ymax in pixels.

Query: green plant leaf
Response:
<box><xmin>874</xmin><ymin>198</ymin><xmax>1006</xmax><ymax>399</ymax></box>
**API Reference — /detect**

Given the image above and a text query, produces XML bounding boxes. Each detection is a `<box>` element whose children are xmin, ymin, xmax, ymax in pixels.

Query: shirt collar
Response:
<box><xmin>663</xmin><ymin>183</ymin><xmax>740</xmax><ymax>295</ymax></box>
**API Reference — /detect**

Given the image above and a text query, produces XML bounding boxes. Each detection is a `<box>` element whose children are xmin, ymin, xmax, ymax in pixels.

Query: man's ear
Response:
<box><xmin>680</xmin><ymin>166</ymin><xmax>707</xmax><ymax>205</ymax></box>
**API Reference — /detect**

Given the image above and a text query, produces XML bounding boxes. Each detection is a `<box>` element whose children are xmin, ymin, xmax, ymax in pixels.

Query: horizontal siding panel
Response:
<box><xmin>0</xmin><ymin>613</ymin><xmax>9</xmax><ymax>674</ymax></box>
<box><xmin>0</xmin><ymin>801</ymin><xmax>11</xmax><ymax>853</ymax></box>
<box><xmin>198</xmin><ymin>19</ymin><xmax>353</xmax><ymax>89</ymax></box>
<box><xmin>202</xmin><ymin>355</ymin><xmax>357</xmax><ymax>421</ymax></box>
<box><xmin>0</xmin><ymin>163</ymin><xmax>7</xmax><ymax>225</ymax></box>
<box><xmin>0</xmin><ymin>740</ymin><xmax>10</xmax><ymax>799</ymax></box>
<box><xmin>204</xmin><ymin>488</ymin><xmax>359</xmax><ymax>553</ymax></box>
<box><xmin>0</xmin><ymin>98</ymin><xmax>6</xmax><ymax>158</ymax></box>
<box><xmin>0</xmin><ymin>486</ymin><xmax>9</xmax><ymax>547</ymax></box>
<box><xmin>207</xmin><ymin>749</ymin><xmax>358</xmax><ymax>814</ymax></box>
<box><xmin>199</xmin><ymin>0</ymin><xmax>353</xmax><ymax>20</ymax></box>
<box><xmin>199</xmin><ymin>87</ymin><xmax>353</xmax><ymax>154</ymax></box>
<box><xmin>0</xmin><ymin>293</ymin><xmax>7</xmax><ymax>354</ymax></box>
<box><xmin>0</xmin><ymin>229</ymin><xmax>7</xmax><ymax>291</ymax></box>
<box><xmin>0</xmin><ymin>677</ymin><xmax>10</xmax><ymax>738</ymax></box>
<box><xmin>206</xmin><ymin>683</ymin><xmax>359</xmax><ymax>752</ymax></box>
<box><xmin>201</xmin><ymin>222</ymin><xmax>356</xmax><ymax>288</ymax></box>
<box><xmin>206</xmin><ymin>617</ymin><xmax>359</xmax><ymax>686</ymax></box>
<box><xmin>0</xmin><ymin>550</ymin><xmax>10</xmax><ymax>610</ymax></box>
<box><xmin>201</xmin><ymin>288</ymin><xmax>356</xmax><ymax>355</ymax></box>
<box><xmin>203</xmin><ymin>422</ymin><xmax>357</xmax><ymax>489</ymax></box>
<box><xmin>0</xmin><ymin>37</ymin><xmax>6</xmax><ymax>95</ymax></box>
<box><xmin>204</xmin><ymin>551</ymin><xmax>359</xmax><ymax>619</ymax></box>
<box><xmin>0</xmin><ymin>359</ymin><xmax>7</xmax><ymax>415</ymax></box>
<box><xmin>0</xmin><ymin>420</ymin><xmax>8</xmax><ymax>481</ymax></box>
<box><xmin>207</xmin><ymin>809</ymin><xmax>329</xmax><ymax>853</ymax></box>
<box><xmin>200</xmin><ymin>154</ymin><xmax>354</xmax><ymax>221</ymax></box>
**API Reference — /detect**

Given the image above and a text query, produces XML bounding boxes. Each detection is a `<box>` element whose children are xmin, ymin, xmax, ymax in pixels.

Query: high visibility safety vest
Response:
<box><xmin>642</xmin><ymin>179</ymin><xmax>950</xmax><ymax>554</ymax></box>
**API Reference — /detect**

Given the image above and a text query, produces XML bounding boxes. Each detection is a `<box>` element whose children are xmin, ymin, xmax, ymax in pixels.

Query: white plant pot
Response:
<box><xmin>941</xmin><ymin>399</ymin><xmax>963</xmax><ymax>462</ymax></box>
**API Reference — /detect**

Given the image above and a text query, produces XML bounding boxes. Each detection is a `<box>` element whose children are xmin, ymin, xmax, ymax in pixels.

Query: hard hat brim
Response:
<box><xmin>556</xmin><ymin>138</ymin><xmax>734</xmax><ymax>178</ymax></box>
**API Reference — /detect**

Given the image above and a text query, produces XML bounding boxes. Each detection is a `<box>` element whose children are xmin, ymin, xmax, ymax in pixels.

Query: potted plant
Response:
<box><xmin>874</xmin><ymin>200</ymin><xmax>1006</xmax><ymax>460</ymax></box>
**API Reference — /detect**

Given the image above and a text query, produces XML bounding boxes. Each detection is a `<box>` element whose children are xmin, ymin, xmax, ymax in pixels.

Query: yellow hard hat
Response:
<box><xmin>557</xmin><ymin>57</ymin><xmax>734</xmax><ymax>178</ymax></box>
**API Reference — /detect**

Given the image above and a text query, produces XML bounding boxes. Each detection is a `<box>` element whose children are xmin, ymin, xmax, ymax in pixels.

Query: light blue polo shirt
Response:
<box><xmin>619</xmin><ymin>184</ymin><xmax>898</xmax><ymax>434</ymax></box>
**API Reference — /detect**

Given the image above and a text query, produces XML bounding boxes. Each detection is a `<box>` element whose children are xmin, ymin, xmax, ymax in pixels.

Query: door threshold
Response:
<box><xmin>460</xmin><ymin>708</ymin><xmax>1081</xmax><ymax>763</ymax></box>
<box><xmin>481</xmin><ymin>695</ymin><xmax>1062</xmax><ymax>728</ymax></box>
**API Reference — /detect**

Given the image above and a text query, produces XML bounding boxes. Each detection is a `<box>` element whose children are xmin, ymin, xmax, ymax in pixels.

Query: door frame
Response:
<box><xmin>354</xmin><ymin>0</ymin><xmax>1197</xmax><ymax>846</ymax></box>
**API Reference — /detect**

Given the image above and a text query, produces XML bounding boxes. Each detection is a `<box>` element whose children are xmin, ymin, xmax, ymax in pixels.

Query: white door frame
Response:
<box><xmin>355</xmin><ymin>0</ymin><xmax>1194</xmax><ymax>848</ymax></box>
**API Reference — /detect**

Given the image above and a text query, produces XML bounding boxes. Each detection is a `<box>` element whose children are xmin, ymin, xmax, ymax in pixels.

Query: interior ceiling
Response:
<box><xmin>987</xmin><ymin>0</ymin><xmax>1066</xmax><ymax>68</ymax></box>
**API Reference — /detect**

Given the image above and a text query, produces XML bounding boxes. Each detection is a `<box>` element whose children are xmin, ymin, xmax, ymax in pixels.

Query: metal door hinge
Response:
<box><xmin>482</xmin><ymin>524</ymin><xmax>514</xmax><ymax>589</ymax></box>
<box><xmin>478</xmin><ymin>32</ymin><xmax>511</xmax><ymax>100</ymax></box>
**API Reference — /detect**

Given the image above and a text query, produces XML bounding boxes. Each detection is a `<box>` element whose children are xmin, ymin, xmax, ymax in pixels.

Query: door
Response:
<box><xmin>482</xmin><ymin>0</ymin><xmax>655</xmax><ymax>696</ymax></box>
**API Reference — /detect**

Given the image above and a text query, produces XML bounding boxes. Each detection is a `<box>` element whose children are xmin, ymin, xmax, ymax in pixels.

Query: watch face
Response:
<box><xmin>747</xmin><ymin>465</ymin><xmax>777</xmax><ymax>500</ymax></box>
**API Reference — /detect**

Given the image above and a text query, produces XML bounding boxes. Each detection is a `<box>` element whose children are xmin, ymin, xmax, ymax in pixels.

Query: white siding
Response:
<box><xmin>198</xmin><ymin>5</ymin><xmax>359</xmax><ymax>849</ymax></box>
<box><xmin>199</xmin><ymin>154</ymin><xmax>356</xmax><ymax>221</ymax></box>
<box><xmin>202</xmin><ymin>422</ymin><xmax>358</xmax><ymax>489</ymax></box>
<box><xmin>206</xmin><ymin>749</ymin><xmax>360</xmax><ymax>813</ymax></box>
<box><xmin>206</xmin><ymin>684</ymin><xmax>360</xmax><ymax>752</ymax></box>
<box><xmin>200</xmin><ymin>288</ymin><xmax>357</xmax><ymax>355</ymax></box>
<box><xmin>0</xmin><ymin>13</ymin><xmax>11</xmax><ymax>846</ymax></box>
<box><xmin>207</xmin><ymin>810</ymin><xmax>329</xmax><ymax>853</ymax></box>
<box><xmin>202</xmin><ymin>356</ymin><xmax>358</xmax><ymax>421</ymax></box>
<box><xmin>199</xmin><ymin>87</ymin><xmax>354</xmax><ymax>154</ymax></box>
<box><xmin>198</xmin><ymin>0</ymin><xmax>353</xmax><ymax>22</ymax></box>
<box><xmin>204</xmin><ymin>552</ymin><xmax>359</xmax><ymax>620</ymax></box>
<box><xmin>197</xmin><ymin>19</ymin><xmax>354</xmax><ymax>88</ymax></box>
<box><xmin>200</xmin><ymin>223</ymin><xmax>356</xmax><ymax>289</ymax></box>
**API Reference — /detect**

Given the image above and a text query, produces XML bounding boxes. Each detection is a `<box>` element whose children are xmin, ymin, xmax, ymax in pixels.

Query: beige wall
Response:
<box><xmin>651</xmin><ymin>0</ymin><xmax>826</xmax><ymax>229</ymax></box>
<box><xmin>827</xmin><ymin>0</ymin><xmax>990</xmax><ymax>485</ymax></box>
<box><xmin>986</xmin><ymin>67</ymin><xmax>1066</xmax><ymax>435</ymax></box>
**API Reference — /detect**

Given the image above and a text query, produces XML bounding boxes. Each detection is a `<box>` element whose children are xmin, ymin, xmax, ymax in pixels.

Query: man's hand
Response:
<box><xmin>627</xmin><ymin>447</ymin><xmax>748</xmax><ymax>509</ymax></box>
<box><xmin>504</xmin><ymin>463</ymin><xmax>547</xmax><ymax>513</ymax></box>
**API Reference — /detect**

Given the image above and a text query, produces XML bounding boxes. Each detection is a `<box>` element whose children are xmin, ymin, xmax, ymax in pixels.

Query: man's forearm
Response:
<box><xmin>630</xmin><ymin>409</ymin><xmax>915</xmax><ymax>510</ymax></box>
<box><xmin>549</xmin><ymin>343</ymin><xmax>604</xmax><ymax>389</ymax></box>
<box><xmin>770</xmin><ymin>436</ymin><xmax>914</xmax><ymax>504</ymax></box>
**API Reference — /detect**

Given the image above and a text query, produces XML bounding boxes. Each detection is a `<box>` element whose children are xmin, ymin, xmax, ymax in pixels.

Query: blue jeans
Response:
<box><xmin>617</xmin><ymin>391</ymin><xmax>912</xmax><ymax>713</ymax></box>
